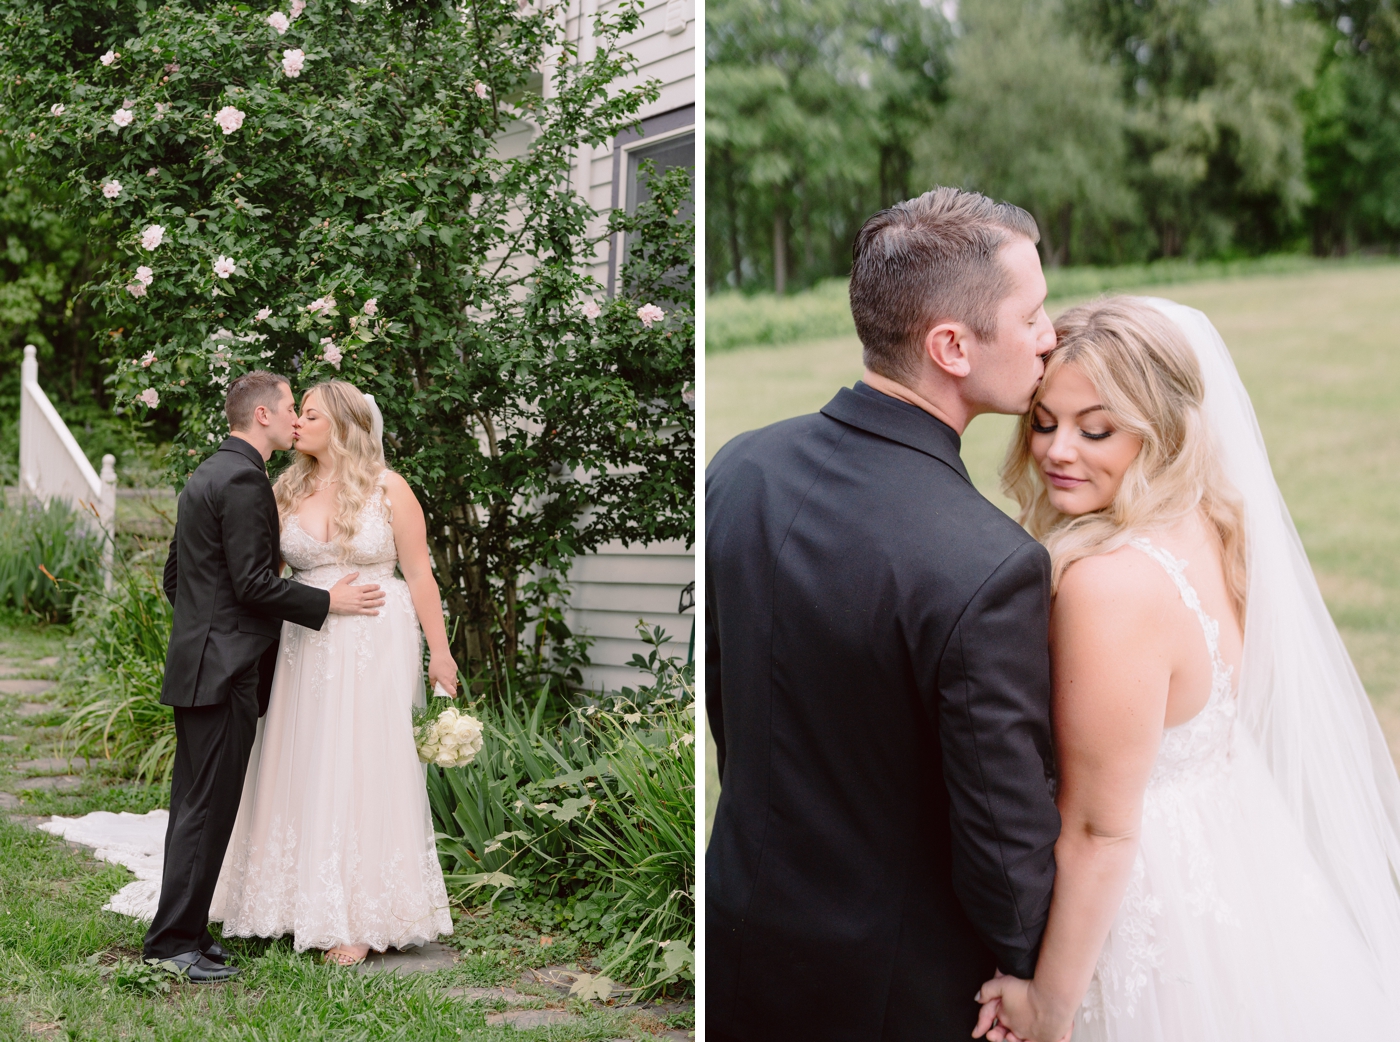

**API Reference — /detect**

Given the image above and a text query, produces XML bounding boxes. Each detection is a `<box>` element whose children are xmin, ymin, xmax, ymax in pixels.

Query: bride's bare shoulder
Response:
<box><xmin>1055</xmin><ymin>543</ymin><xmax>1173</xmax><ymax>625</ymax></box>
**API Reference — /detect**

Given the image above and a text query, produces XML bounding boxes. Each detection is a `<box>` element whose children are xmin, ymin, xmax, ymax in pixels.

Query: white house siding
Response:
<box><xmin>488</xmin><ymin>0</ymin><xmax>696</xmax><ymax>692</ymax></box>
<box><xmin>566</xmin><ymin>0</ymin><xmax>695</xmax><ymax>692</ymax></box>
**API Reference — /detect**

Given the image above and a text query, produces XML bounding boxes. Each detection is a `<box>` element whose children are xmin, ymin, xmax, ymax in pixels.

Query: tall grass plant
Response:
<box><xmin>427</xmin><ymin>625</ymin><xmax>696</xmax><ymax>1000</ymax></box>
<box><xmin>0</xmin><ymin>497</ymin><xmax>104</xmax><ymax>621</ymax></box>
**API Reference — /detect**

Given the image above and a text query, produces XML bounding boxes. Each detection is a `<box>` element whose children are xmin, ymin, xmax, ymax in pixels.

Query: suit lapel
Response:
<box><xmin>820</xmin><ymin>383</ymin><xmax>972</xmax><ymax>483</ymax></box>
<box><xmin>219</xmin><ymin>436</ymin><xmax>268</xmax><ymax>475</ymax></box>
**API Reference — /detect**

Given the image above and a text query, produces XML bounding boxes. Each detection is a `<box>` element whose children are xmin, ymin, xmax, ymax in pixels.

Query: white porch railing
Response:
<box><xmin>19</xmin><ymin>345</ymin><xmax>117</xmax><ymax>585</ymax></box>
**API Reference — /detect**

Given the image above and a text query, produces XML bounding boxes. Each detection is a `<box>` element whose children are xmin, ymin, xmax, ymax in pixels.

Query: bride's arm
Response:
<box><xmin>976</xmin><ymin>551</ymin><xmax>1169</xmax><ymax>1042</ymax></box>
<box><xmin>384</xmin><ymin>472</ymin><xmax>459</xmax><ymax>695</ymax></box>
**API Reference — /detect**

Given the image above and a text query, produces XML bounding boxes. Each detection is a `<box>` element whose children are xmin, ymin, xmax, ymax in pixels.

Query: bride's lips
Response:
<box><xmin>1043</xmin><ymin>470</ymin><xmax>1086</xmax><ymax>490</ymax></box>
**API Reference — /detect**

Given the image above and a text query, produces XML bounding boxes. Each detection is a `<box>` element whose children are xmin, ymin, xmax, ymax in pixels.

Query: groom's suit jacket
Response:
<box><xmin>160</xmin><ymin>436</ymin><xmax>330</xmax><ymax>714</ymax></box>
<box><xmin>706</xmin><ymin>383</ymin><xmax>1060</xmax><ymax>1041</ymax></box>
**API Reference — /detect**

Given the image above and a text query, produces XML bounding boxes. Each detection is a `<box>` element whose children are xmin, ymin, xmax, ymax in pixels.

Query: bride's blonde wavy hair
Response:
<box><xmin>273</xmin><ymin>379</ymin><xmax>389</xmax><ymax>560</ymax></box>
<box><xmin>1001</xmin><ymin>297</ymin><xmax>1247</xmax><ymax>622</ymax></box>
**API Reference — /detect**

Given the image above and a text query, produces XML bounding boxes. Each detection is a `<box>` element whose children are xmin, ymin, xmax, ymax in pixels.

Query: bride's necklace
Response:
<box><xmin>313</xmin><ymin>476</ymin><xmax>339</xmax><ymax>493</ymax></box>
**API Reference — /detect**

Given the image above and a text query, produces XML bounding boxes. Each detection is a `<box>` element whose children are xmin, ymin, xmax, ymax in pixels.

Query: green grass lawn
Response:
<box><xmin>0</xmin><ymin>618</ymin><xmax>689</xmax><ymax>1040</ymax></box>
<box><xmin>704</xmin><ymin>263</ymin><xmax>1400</xmax><ymax>834</ymax></box>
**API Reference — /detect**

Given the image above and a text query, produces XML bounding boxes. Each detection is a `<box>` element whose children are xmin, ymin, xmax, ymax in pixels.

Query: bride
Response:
<box><xmin>973</xmin><ymin>298</ymin><xmax>1400</xmax><ymax>1041</ymax></box>
<box><xmin>210</xmin><ymin>379</ymin><xmax>457</xmax><ymax>966</ymax></box>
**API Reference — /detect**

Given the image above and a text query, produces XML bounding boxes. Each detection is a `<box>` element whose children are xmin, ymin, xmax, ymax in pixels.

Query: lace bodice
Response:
<box><xmin>1129</xmin><ymin>538</ymin><xmax>1238</xmax><ymax>789</ymax></box>
<box><xmin>281</xmin><ymin>478</ymin><xmax>397</xmax><ymax>589</ymax></box>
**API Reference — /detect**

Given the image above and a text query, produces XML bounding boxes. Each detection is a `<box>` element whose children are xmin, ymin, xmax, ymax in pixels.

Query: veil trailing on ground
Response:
<box><xmin>1144</xmin><ymin>297</ymin><xmax>1400</xmax><ymax>980</ymax></box>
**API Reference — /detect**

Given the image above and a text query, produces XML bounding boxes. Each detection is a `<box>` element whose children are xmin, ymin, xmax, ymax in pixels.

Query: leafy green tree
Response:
<box><xmin>0</xmin><ymin>0</ymin><xmax>694</xmax><ymax>685</ymax></box>
<box><xmin>926</xmin><ymin>0</ymin><xmax>1133</xmax><ymax>267</ymax></box>
<box><xmin>705</xmin><ymin>0</ymin><xmax>951</xmax><ymax>292</ymax></box>
<box><xmin>1066</xmin><ymin>0</ymin><xmax>1321</xmax><ymax>257</ymax></box>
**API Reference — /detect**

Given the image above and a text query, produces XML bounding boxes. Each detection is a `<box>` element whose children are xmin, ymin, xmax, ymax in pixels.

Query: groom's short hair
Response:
<box><xmin>226</xmin><ymin>370</ymin><xmax>290</xmax><ymax>431</ymax></box>
<box><xmin>850</xmin><ymin>187</ymin><xmax>1039</xmax><ymax>383</ymax></box>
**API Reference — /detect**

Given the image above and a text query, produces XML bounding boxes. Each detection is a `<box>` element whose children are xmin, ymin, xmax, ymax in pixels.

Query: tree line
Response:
<box><xmin>706</xmin><ymin>0</ymin><xmax>1400</xmax><ymax>293</ymax></box>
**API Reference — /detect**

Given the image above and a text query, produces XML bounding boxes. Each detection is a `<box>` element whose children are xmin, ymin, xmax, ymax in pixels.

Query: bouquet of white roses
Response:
<box><xmin>414</xmin><ymin>686</ymin><xmax>484</xmax><ymax>768</ymax></box>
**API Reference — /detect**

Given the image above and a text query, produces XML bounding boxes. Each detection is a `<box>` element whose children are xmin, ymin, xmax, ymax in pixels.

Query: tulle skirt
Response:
<box><xmin>209</xmin><ymin>574</ymin><xmax>452</xmax><ymax>952</ymax></box>
<box><xmin>1076</xmin><ymin>733</ymin><xmax>1393</xmax><ymax>1040</ymax></box>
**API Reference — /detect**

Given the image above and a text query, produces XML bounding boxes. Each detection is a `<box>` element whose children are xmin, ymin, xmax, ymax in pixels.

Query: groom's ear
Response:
<box><xmin>923</xmin><ymin>321</ymin><xmax>973</xmax><ymax>380</ymax></box>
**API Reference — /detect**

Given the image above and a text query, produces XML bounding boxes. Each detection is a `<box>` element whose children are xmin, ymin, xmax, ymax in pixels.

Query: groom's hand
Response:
<box><xmin>327</xmin><ymin>572</ymin><xmax>386</xmax><ymax>615</ymax></box>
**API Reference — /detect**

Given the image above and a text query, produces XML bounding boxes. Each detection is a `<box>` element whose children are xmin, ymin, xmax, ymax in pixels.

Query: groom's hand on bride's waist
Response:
<box><xmin>327</xmin><ymin>572</ymin><xmax>386</xmax><ymax>615</ymax></box>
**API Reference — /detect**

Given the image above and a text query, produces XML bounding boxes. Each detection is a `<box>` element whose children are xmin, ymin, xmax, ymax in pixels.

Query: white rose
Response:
<box><xmin>255</xmin><ymin>307</ymin><xmax>272</xmax><ymax>322</ymax></box>
<box><xmin>282</xmin><ymin>49</ymin><xmax>306</xmax><ymax>78</ymax></box>
<box><xmin>112</xmin><ymin>108</ymin><xmax>134</xmax><ymax>128</ymax></box>
<box><xmin>100</xmin><ymin>50</ymin><xmax>116</xmax><ymax>67</ymax></box>
<box><xmin>213</xmin><ymin>256</ymin><xmax>237</xmax><ymax>279</ymax></box>
<box><xmin>290</xmin><ymin>0</ymin><xmax>306</xmax><ymax>18</ymax></box>
<box><xmin>268</xmin><ymin>11</ymin><xmax>290</xmax><ymax>32</ymax></box>
<box><xmin>50</xmin><ymin>104</ymin><xmax>65</xmax><ymax>116</ymax></box>
<box><xmin>363</xmin><ymin>297</ymin><xmax>378</xmax><ymax>316</ymax></box>
<box><xmin>135</xmin><ymin>266</ymin><xmax>154</xmax><ymax>287</ymax></box>
<box><xmin>142</xmin><ymin>225</ymin><xmax>165</xmax><ymax>250</ymax></box>
<box><xmin>101</xmin><ymin>180</ymin><xmax>122</xmax><ymax>199</ymax></box>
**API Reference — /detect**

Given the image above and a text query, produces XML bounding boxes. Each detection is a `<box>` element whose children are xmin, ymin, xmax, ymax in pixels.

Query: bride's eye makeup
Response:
<box><xmin>1080</xmin><ymin>428</ymin><xmax>1113</xmax><ymax>441</ymax></box>
<box><xmin>1030</xmin><ymin>407</ymin><xmax>1056</xmax><ymax>434</ymax></box>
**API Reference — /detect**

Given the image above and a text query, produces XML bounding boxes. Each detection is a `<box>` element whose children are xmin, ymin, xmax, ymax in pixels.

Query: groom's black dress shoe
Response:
<box><xmin>202</xmin><ymin>942</ymin><xmax>228</xmax><ymax>965</ymax></box>
<box><xmin>152</xmin><ymin>950</ymin><xmax>241</xmax><ymax>982</ymax></box>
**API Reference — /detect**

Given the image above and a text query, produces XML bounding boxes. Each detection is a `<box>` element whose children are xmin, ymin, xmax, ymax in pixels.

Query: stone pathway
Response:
<box><xmin>0</xmin><ymin>631</ymin><xmax>696</xmax><ymax>1040</ymax></box>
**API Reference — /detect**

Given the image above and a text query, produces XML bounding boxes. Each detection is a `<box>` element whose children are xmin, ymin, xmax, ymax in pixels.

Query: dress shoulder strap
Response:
<box><xmin>1129</xmin><ymin>536</ymin><xmax>1225</xmax><ymax>673</ymax></box>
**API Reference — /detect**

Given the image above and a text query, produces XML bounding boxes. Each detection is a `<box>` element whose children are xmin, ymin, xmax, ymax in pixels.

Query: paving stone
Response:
<box><xmin>485</xmin><ymin>1009</ymin><xmax>579</xmax><ymax>1030</ymax></box>
<box><xmin>35</xmin><ymin>657</ymin><xmax>59</xmax><ymax>667</ymax></box>
<box><xmin>16</xmin><ymin>757</ymin><xmax>88</xmax><ymax>774</ymax></box>
<box><xmin>0</xmin><ymin>680</ymin><xmax>56</xmax><ymax>695</ymax></box>
<box><xmin>0</xmin><ymin>792</ymin><xmax>20</xmax><ymax>809</ymax></box>
<box><xmin>14</xmin><ymin>703</ymin><xmax>55</xmax><ymax>718</ymax></box>
<box><xmin>520</xmin><ymin>965</ymin><xmax>578</xmax><ymax>993</ymax></box>
<box><xmin>13</xmin><ymin>775</ymin><xmax>82</xmax><ymax>791</ymax></box>
<box><xmin>356</xmin><ymin>940</ymin><xmax>457</xmax><ymax>975</ymax></box>
<box><xmin>0</xmin><ymin>735</ymin><xmax>18</xmax><ymax>741</ymax></box>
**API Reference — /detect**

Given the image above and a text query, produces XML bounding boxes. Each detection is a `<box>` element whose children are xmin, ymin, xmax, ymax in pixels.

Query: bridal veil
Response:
<box><xmin>1145</xmin><ymin>298</ymin><xmax>1400</xmax><ymax>980</ymax></box>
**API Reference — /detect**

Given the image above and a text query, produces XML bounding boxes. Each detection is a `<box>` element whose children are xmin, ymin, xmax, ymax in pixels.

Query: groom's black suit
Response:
<box><xmin>706</xmin><ymin>383</ymin><xmax>1061</xmax><ymax>1041</ymax></box>
<box><xmin>144</xmin><ymin>436</ymin><xmax>330</xmax><ymax>960</ymax></box>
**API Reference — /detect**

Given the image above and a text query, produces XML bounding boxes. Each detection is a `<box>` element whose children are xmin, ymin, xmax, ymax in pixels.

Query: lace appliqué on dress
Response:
<box><xmin>1080</xmin><ymin>537</ymin><xmax>1240</xmax><ymax>1024</ymax></box>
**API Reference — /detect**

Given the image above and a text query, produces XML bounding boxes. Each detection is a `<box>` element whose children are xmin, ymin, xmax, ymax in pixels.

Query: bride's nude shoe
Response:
<box><xmin>323</xmin><ymin>944</ymin><xmax>370</xmax><ymax>967</ymax></box>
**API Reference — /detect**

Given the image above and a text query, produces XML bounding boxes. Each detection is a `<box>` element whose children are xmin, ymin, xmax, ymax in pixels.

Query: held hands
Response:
<box><xmin>327</xmin><ymin>572</ymin><xmax>386</xmax><ymax>616</ymax></box>
<box><xmin>428</xmin><ymin>651</ymin><xmax>459</xmax><ymax>697</ymax></box>
<box><xmin>973</xmin><ymin>971</ymin><xmax>1074</xmax><ymax>1042</ymax></box>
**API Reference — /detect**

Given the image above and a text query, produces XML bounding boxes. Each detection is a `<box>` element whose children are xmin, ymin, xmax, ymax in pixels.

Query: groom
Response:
<box><xmin>706</xmin><ymin>188</ymin><xmax>1061</xmax><ymax>1039</ymax></box>
<box><xmin>143</xmin><ymin>370</ymin><xmax>386</xmax><ymax>980</ymax></box>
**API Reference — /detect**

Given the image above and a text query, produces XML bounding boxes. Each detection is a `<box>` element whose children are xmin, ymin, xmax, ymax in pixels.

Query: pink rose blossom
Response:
<box><xmin>112</xmin><ymin>107</ymin><xmax>134</xmax><ymax>127</ymax></box>
<box><xmin>580</xmin><ymin>299</ymin><xmax>601</xmax><ymax>321</ymax></box>
<box><xmin>164</xmin><ymin>62</ymin><xmax>180</xmax><ymax>74</ymax></box>
<box><xmin>255</xmin><ymin>307</ymin><xmax>273</xmax><ymax>322</ymax></box>
<box><xmin>101</xmin><ymin>180</ymin><xmax>122</xmax><ymax>199</ymax></box>
<box><xmin>268</xmin><ymin>11</ymin><xmax>290</xmax><ymax>32</ymax></box>
<box><xmin>320</xmin><ymin>337</ymin><xmax>342</xmax><ymax>369</ymax></box>
<box><xmin>100</xmin><ymin>50</ymin><xmax>116</xmax><ymax>67</ymax></box>
<box><xmin>214</xmin><ymin>106</ymin><xmax>245</xmax><ymax>135</ymax></box>
<box><xmin>281</xmin><ymin>49</ymin><xmax>305</xmax><ymax>78</ymax></box>
<box><xmin>289</xmin><ymin>0</ymin><xmax>306</xmax><ymax>19</ymax></box>
<box><xmin>147</xmin><ymin>167</ymin><xmax>159</xmax><ymax>177</ymax></box>
<box><xmin>141</xmin><ymin>225</ymin><xmax>165</xmax><ymax>251</ymax></box>
<box><xmin>135</xmin><ymin>266</ymin><xmax>154</xmax><ymax>287</ymax></box>
<box><xmin>140</xmin><ymin>351</ymin><xmax>157</xmax><ymax>367</ymax></box>
<box><xmin>474</xmin><ymin>81</ymin><xmax>488</xmax><ymax>99</ymax></box>
<box><xmin>138</xmin><ymin>388</ymin><xmax>159</xmax><ymax>408</ymax></box>
<box><xmin>637</xmin><ymin>303</ymin><xmax>664</xmax><ymax>328</ymax></box>
<box><xmin>126</xmin><ymin>282</ymin><xmax>147</xmax><ymax>298</ymax></box>
<box><xmin>213</xmin><ymin>256</ymin><xmax>237</xmax><ymax>279</ymax></box>
<box><xmin>49</xmin><ymin>104</ymin><xmax>65</xmax><ymax>116</ymax></box>
<box><xmin>306</xmin><ymin>295</ymin><xmax>335</xmax><ymax>315</ymax></box>
<box><xmin>363</xmin><ymin>298</ymin><xmax>378</xmax><ymax>316</ymax></box>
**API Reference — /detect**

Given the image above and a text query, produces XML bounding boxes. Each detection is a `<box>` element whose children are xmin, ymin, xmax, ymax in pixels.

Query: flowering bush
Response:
<box><xmin>0</xmin><ymin>0</ymin><xmax>694</xmax><ymax>683</ymax></box>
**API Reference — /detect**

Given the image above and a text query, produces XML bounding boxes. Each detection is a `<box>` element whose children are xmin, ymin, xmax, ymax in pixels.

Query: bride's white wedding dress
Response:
<box><xmin>209</xmin><ymin>475</ymin><xmax>452</xmax><ymax>952</ymax></box>
<box><xmin>1076</xmin><ymin>536</ymin><xmax>1390</xmax><ymax>1040</ymax></box>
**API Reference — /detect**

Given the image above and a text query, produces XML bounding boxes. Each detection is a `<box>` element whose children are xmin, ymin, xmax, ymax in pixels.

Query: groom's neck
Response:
<box><xmin>228</xmin><ymin>430</ymin><xmax>274</xmax><ymax>463</ymax></box>
<box><xmin>862</xmin><ymin>369</ymin><xmax>976</xmax><ymax>435</ymax></box>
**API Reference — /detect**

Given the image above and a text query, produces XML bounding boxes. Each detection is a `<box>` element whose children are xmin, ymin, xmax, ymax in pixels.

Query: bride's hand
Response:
<box><xmin>972</xmin><ymin>972</ymin><xmax>1073</xmax><ymax>1042</ymax></box>
<box><xmin>428</xmin><ymin>651</ymin><xmax>459</xmax><ymax>697</ymax></box>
